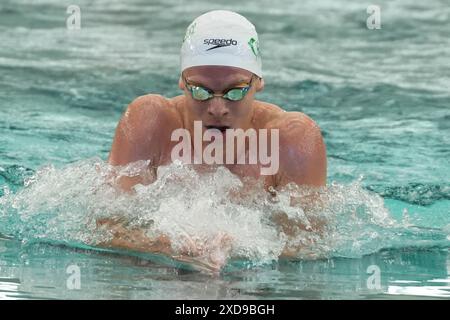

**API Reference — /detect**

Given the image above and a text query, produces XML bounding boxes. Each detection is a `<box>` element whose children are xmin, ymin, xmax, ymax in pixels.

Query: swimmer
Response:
<box><xmin>101</xmin><ymin>10</ymin><xmax>327</xmax><ymax>271</ymax></box>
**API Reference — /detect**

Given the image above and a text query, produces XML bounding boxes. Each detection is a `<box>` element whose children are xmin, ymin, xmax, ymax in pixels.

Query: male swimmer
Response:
<box><xmin>100</xmin><ymin>10</ymin><xmax>327</xmax><ymax>270</ymax></box>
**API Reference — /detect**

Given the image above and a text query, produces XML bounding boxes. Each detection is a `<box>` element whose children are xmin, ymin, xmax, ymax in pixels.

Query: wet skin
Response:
<box><xmin>109</xmin><ymin>66</ymin><xmax>326</xmax><ymax>190</ymax></box>
<box><xmin>103</xmin><ymin>66</ymin><xmax>327</xmax><ymax>271</ymax></box>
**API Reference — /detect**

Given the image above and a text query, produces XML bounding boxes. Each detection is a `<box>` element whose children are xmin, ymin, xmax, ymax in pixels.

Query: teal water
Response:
<box><xmin>0</xmin><ymin>0</ymin><xmax>449</xmax><ymax>299</ymax></box>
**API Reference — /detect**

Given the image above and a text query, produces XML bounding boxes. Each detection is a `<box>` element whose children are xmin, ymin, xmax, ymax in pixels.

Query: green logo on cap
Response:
<box><xmin>248</xmin><ymin>37</ymin><xmax>260</xmax><ymax>58</ymax></box>
<box><xmin>183</xmin><ymin>22</ymin><xmax>197</xmax><ymax>43</ymax></box>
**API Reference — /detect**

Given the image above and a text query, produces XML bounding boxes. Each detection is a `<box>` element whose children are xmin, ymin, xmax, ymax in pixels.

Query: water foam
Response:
<box><xmin>0</xmin><ymin>158</ymin><xmax>448</xmax><ymax>270</ymax></box>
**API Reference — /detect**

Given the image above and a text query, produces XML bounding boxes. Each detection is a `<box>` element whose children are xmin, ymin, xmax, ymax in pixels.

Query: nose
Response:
<box><xmin>207</xmin><ymin>98</ymin><xmax>229</xmax><ymax>118</ymax></box>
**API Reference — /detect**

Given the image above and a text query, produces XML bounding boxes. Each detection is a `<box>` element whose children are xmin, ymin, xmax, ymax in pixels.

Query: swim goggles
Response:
<box><xmin>183</xmin><ymin>75</ymin><xmax>255</xmax><ymax>101</ymax></box>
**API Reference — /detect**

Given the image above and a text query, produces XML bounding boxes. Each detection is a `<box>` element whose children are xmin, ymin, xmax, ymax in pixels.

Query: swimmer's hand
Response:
<box><xmin>96</xmin><ymin>218</ymin><xmax>232</xmax><ymax>273</ymax></box>
<box><xmin>96</xmin><ymin>218</ymin><xmax>172</xmax><ymax>255</ymax></box>
<box><xmin>266</xmin><ymin>187</ymin><xmax>327</xmax><ymax>258</ymax></box>
<box><xmin>171</xmin><ymin>231</ymin><xmax>233</xmax><ymax>273</ymax></box>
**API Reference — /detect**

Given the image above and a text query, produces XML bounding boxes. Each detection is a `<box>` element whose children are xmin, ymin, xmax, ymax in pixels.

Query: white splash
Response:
<box><xmin>0</xmin><ymin>158</ymin><xmax>403</xmax><ymax>271</ymax></box>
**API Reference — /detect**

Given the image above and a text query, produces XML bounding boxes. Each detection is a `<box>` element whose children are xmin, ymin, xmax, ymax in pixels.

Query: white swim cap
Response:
<box><xmin>180</xmin><ymin>10</ymin><xmax>262</xmax><ymax>77</ymax></box>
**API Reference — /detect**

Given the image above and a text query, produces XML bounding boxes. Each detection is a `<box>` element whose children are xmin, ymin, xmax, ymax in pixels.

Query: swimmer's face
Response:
<box><xmin>179</xmin><ymin>66</ymin><xmax>264</xmax><ymax>131</ymax></box>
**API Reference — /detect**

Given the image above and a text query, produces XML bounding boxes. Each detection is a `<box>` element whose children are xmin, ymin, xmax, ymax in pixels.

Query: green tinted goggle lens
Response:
<box><xmin>191</xmin><ymin>86</ymin><xmax>211</xmax><ymax>100</ymax></box>
<box><xmin>224</xmin><ymin>88</ymin><xmax>249</xmax><ymax>101</ymax></box>
<box><xmin>190</xmin><ymin>86</ymin><xmax>250</xmax><ymax>101</ymax></box>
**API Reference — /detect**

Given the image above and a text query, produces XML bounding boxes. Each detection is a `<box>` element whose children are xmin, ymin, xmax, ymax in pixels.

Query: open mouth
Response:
<box><xmin>204</xmin><ymin>125</ymin><xmax>230</xmax><ymax>133</ymax></box>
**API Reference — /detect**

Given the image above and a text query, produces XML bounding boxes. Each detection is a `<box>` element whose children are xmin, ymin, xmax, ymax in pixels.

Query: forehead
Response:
<box><xmin>183</xmin><ymin>66</ymin><xmax>252</xmax><ymax>88</ymax></box>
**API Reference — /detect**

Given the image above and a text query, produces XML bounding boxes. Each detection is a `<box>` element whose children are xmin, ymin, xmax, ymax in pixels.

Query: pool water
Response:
<box><xmin>0</xmin><ymin>0</ymin><xmax>449</xmax><ymax>299</ymax></box>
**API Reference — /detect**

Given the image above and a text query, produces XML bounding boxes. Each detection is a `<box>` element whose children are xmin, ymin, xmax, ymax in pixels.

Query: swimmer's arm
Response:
<box><xmin>108</xmin><ymin>94</ymin><xmax>178</xmax><ymax>192</ymax></box>
<box><xmin>275</xmin><ymin>112</ymin><xmax>327</xmax><ymax>188</ymax></box>
<box><xmin>96</xmin><ymin>218</ymin><xmax>231</xmax><ymax>272</ymax></box>
<box><xmin>267</xmin><ymin>113</ymin><xmax>327</xmax><ymax>256</ymax></box>
<box><xmin>96</xmin><ymin>218</ymin><xmax>173</xmax><ymax>255</ymax></box>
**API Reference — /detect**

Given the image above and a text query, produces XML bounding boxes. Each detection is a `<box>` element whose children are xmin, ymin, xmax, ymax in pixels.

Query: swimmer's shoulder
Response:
<box><xmin>255</xmin><ymin>100</ymin><xmax>326</xmax><ymax>186</ymax></box>
<box><xmin>110</xmin><ymin>94</ymin><xmax>184</xmax><ymax>166</ymax></box>
<box><xmin>254</xmin><ymin>100</ymin><xmax>323</xmax><ymax>139</ymax></box>
<box><xmin>124</xmin><ymin>94</ymin><xmax>184</xmax><ymax>129</ymax></box>
<box><xmin>252</xmin><ymin>100</ymin><xmax>284</xmax><ymax>127</ymax></box>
